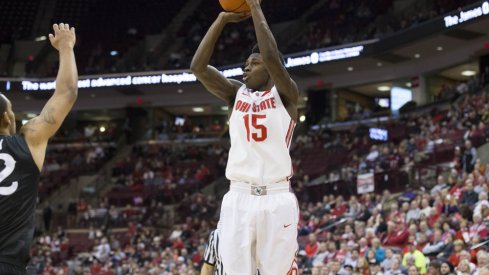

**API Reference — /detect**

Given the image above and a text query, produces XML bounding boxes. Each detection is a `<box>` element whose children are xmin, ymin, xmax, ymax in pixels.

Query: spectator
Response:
<box><xmin>456</xmin><ymin>259</ymin><xmax>471</xmax><ymax>275</ymax></box>
<box><xmin>408</xmin><ymin>265</ymin><xmax>421</xmax><ymax>275</ymax></box>
<box><xmin>437</xmin><ymin>233</ymin><xmax>455</xmax><ymax>261</ymax></box>
<box><xmin>305</xmin><ymin>233</ymin><xmax>319</xmax><ymax>258</ymax></box>
<box><xmin>440</xmin><ymin>261</ymin><xmax>455</xmax><ymax>275</ymax></box>
<box><xmin>344</xmin><ymin>249</ymin><xmax>360</xmax><ymax>269</ymax></box>
<box><xmin>462</xmin><ymin>140</ymin><xmax>477</xmax><ymax>173</ymax></box>
<box><xmin>356</xmin><ymin>257</ymin><xmax>370</xmax><ymax>275</ymax></box>
<box><xmin>431</xmin><ymin>175</ymin><xmax>448</xmax><ymax>197</ymax></box>
<box><xmin>311</xmin><ymin>242</ymin><xmax>328</xmax><ymax>267</ymax></box>
<box><xmin>427</xmin><ymin>260</ymin><xmax>441</xmax><ymax>275</ymax></box>
<box><xmin>468</xmin><ymin>214</ymin><xmax>488</xmax><ymax>242</ymax></box>
<box><xmin>423</xmin><ymin>229</ymin><xmax>445</xmax><ymax>256</ymax></box>
<box><xmin>369</xmin><ymin>259</ymin><xmax>383</xmax><ymax>275</ymax></box>
<box><xmin>474</xmin><ymin>255</ymin><xmax>488</xmax><ymax>275</ymax></box>
<box><xmin>94</xmin><ymin>237</ymin><xmax>111</xmax><ymax>262</ymax></box>
<box><xmin>329</xmin><ymin>259</ymin><xmax>348</xmax><ymax>275</ymax></box>
<box><xmin>407</xmin><ymin>200</ymin><xmax>421</xmax><ymax>222</ymax></box>
<box><xmin>460</xmin><ymin>182</ymin><xmax>478</xmax><ymax>206</ymax></box>
<box><xmin>383</xmin><ymin>222</ymin><xmax>409</xmax><ymax>247</ymax></box>
<box><xmin>448</xmin><ymin>240</ymin><xmax>465</xmax><ymax>267</ymax></box>
<box><xmin>369</xmin><ymin>238</ymin><xmax>385</xmax><ymax>263</ymax></box>
<box><xmin>459</xmin><ymin>251</ymin><xmax>476</xmax><ymax>273</ymax></box>
<box><xmin>385</xmin><ymin>257</ymin><xmax>405</xmax><ymax>275</ymax></box>
<box><xmin>479</xmin><ymin>267</ymin><xmax>489</xmax><ymax>275</ymax></box>
<box><xmin>402</xmin><ymin>241</ymin><xmax>427</xmax><ymax>274</ymax></box>
<box><xmin>381</xmin><ymin>248</ymin><xmax>395</xmax><ymax>271</ymax></box>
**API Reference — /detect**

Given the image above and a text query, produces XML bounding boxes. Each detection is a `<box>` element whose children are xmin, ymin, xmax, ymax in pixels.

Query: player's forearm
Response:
<box><xmin>55</xmin><ymin>48</ymin><xmax>78</xmax><ymax>100</ymax></box>
<box><xmin>190</xmin><ymin>16</ymin><xmax>226</xmax><ymax>74</ymax></box>
<box><xmin>248</xmin><ymin>3</ymin><xmax>281</xmax><ymax>62</ymax></box>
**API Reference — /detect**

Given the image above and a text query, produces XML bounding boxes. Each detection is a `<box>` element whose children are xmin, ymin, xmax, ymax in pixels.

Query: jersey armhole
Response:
<box><xmin>228</xmin><ymin>85</ymin><xmax>247</xmax><ymax>122</ymax></box>
<box><xmin>16</xmin><ymin>135</ymin><xmax>42</xmax><ymax>174</ymax></box>
<box><xmin>272</xmin><ymin>88</ymin><xmax>295</xmax><ymax>122</ymax></box>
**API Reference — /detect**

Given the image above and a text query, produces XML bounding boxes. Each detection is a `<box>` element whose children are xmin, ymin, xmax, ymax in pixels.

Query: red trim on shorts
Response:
<box><xmin>286</xmin><ymin>259</ymin><xmax>299</xmax><ymax>275</ymax></box>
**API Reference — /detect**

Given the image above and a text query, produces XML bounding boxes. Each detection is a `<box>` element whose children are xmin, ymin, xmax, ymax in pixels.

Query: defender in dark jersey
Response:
<box><xmin>0</xmin><ymin>23</ymin><xmax>78</xmax><ymax>274</ymax></box>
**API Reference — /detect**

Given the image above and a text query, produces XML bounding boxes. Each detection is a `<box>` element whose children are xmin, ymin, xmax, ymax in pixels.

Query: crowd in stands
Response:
<box><xmin>287</xmin><ymin>0</ymin><xmax>477</xmax><ymax>53</ymax></box>
<box><xmin>0</xmin><ymin>0</ymin><xmax>40</xmax><ymax>45</ymax></box>
<box><xmin>294</xmin><ymin>157</ymin><xmax>489</xmax><ymax>273</ymax></box>
<box><xmin>27</xmin><ymin>81</ymin><xmax>489</xmax><ymax>274</ymax></box>
<box><xmin>3</xmin><ymin>0</ymin><xmax>479</xmax><ymax>77</ymax></box>
<box><xmin>51</xmin><ymin>123</ymin><xmax>121</xmax><ymax>144</ymax></box>
<box><xmin>147</xmin><ymin>117</ymin><xmax>225</xmax><ymax>142</ymax></box>
<box><xmin>26</xmin><ymin>0</ymin><xmax>188</xmax><ymax>77</ymax></box>
<box><xmin>156</xmin><ymin>0</ymin><xmax>479</xmax><ymax>71</ymax></box>
<box><xmin>107</xmin><ymin>143</ymin><xmax>226</xmax><ymax>207</ymax></box>
<box><xmin>437</xmin><ymin>68</ymin><xmax>489</xmax><ymax>101</ymax></box>
<box><xmin>39</xmin><ymin>144</ymin><xmax>115</xmax><ymax>202</ymax></box>
<box><xmin>291</xmin><ymin>69</ymin><xmax>489</xmax><ymax>193</ymax></box>
<box><xmin>32</xmin><ymin>167</ymin><xmax>489</xmax><ymax>274</ymax></box>
<box><xmin>32</xmin><ymin>193</ymin><xmax>217</xmax><ymax>274</ymax></box>
<box><xmin>160</xmin><ymin>0</ymin><xmax>316</xmax><ymax>71</ymax></box>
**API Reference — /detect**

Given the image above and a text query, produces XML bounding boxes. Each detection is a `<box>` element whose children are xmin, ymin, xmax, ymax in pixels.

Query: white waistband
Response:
<box><xmin>230</xmin><ymin>181</ymin><xmax>291</xmax><ymax>196</ymax></box>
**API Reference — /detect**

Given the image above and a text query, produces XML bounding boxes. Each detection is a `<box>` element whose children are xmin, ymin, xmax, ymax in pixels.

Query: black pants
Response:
<box><xmin>0</xmin><ymin>263</ymin><xmax>26</xmax><ymax>275</ymax></box>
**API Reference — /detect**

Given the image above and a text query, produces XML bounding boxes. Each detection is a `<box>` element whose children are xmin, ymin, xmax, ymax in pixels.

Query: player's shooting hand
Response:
<box><xmin>219</xmin><ymin>12</ymin><xmax>251</xmax><ymax>23</ymax></box>
<box><xmin>49</xmin><ymin>23</ymin><xmax>76</xmax><ymax>51</ymax></box>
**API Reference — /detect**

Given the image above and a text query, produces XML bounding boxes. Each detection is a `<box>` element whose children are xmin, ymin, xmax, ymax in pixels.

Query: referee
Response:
<box><xmin>201</xmin><ymin>229</ymin><xmax>223</xmax><ymax>275</ymax></box>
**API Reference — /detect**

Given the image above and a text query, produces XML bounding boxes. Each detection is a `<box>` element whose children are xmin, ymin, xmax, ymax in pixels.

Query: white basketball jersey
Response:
<box><xmin>226</xmin><ymin>85</ymin><xmax>295</xmax><ymax>185</ymax></box>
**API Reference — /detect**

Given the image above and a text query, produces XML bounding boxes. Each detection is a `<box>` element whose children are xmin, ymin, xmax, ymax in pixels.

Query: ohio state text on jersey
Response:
<box><xmin>226</xmin><ymin>85</ymin><xmax>295</xmax><ymax>185</ymax></box>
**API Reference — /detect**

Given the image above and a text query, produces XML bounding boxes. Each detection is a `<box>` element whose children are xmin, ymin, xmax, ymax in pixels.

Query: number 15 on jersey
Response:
<box><xmin>243</xmin><ymin>114</ymin><xmax>268</xmax><ymax>142</ymax></box>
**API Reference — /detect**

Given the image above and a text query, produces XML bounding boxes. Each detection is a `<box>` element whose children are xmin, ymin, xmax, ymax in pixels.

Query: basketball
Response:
<box><xmin>219</xmin><ymin>0</ymin><xmax>261</xmax><ymax>13</ymax></box>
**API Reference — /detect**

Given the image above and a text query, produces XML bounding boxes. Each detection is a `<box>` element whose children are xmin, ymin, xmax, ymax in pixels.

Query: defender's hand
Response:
<box><xmin>219</xmin><ymin>12</ymin><xmax>251</xmax><ymax>23</ymax></box>
<box><xmin>49</xmin><ymin>23</ymin><xmax>76</xmax><ymax>51</ymax></box>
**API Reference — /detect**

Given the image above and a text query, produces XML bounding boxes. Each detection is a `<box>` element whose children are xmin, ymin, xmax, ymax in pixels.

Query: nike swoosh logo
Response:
<box><xmin>284</xmin><ymin>224</ymin><xmax>292</xmax><ymax>228</ymax></box>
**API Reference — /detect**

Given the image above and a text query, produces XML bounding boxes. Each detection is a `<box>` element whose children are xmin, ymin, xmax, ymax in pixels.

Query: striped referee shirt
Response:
<box><xmin>204</xmin><ymin>229</ymin><xmax>224</xmax><ymax>275</ymax></box>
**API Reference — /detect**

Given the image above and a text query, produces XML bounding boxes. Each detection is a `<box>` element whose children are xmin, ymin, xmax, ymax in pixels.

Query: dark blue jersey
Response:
<box><xmin>0</xmin><ymin>135</ymin><xmax>40</xmax><ymax>268</ymax></box>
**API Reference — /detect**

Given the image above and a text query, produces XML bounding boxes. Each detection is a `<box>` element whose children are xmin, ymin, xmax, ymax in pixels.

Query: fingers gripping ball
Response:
<box><xmin>219</xmin><ymin>0</ymin><xmax>262</xmax><ymax>12</ymax></box>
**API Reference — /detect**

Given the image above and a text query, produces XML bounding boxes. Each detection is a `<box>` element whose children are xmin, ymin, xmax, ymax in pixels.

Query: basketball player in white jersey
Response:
<box><xmin>190</xmin><ymin>0</ymin><xmax>299</xmax><ymax>274</ymax></box>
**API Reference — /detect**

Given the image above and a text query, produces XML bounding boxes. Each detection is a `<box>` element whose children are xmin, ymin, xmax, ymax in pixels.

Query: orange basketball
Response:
<box><xmin>219</xmin><ymin>0</ymin><xmax>261</xmax><ymax>13</ymax></box>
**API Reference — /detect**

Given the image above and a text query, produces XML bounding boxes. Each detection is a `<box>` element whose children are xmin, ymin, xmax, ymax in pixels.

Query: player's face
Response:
<box><xmin>1</xmin><ymin>95</ymin><xmax>16</xmax><ymax>135</ymax></box>
<box><xmin>243</xmin><ymin>53</ymin><xmax>271</xmax><ymax>91</ymax></box>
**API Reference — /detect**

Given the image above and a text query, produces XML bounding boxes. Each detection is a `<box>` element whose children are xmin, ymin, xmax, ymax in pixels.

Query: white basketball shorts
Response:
<box><xmin>219</xmin><ymin>181</ymin><xmax>299</xmax><ymax>275</ymax></box>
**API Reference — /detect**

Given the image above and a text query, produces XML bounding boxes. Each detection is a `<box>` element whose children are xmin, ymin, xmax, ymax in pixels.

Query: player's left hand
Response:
<box><xmin>49</xmin><ymin>23</ymin><xmax>76</xmax><ymax>52</ymax></box>
<box><xmin>245</xmin><ymin>0</ymin><xmax>261</xmax><ymax>8</ymax></box>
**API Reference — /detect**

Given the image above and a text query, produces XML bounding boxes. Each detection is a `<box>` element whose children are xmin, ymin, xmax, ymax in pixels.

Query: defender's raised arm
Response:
<box><xmin>21</xmin><ymin>23</ymin><xmax>78</xmax><ymax>170</ymax></box>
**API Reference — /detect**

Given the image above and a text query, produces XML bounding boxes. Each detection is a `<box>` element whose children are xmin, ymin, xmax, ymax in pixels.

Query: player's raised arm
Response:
<box><xmin>20</xmin><ymin>23</ymin><xmax>78</xmax><ymax>170</ymax></box>
<box><xmin>190</xmin><ymin>12</ymin><xmax>249</xmax><ymax>105</ymax></box>
<box><xmin>245</xmin><ymin>0</ymin><xmax>299</xmax><ymax>118</ymax></box>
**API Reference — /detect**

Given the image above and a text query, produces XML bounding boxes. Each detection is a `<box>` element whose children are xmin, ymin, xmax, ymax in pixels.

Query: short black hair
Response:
<box><xmin>251</xmin><ymin>44</ymin><xmax>286</xmax><ymax>66</ymax></box>
<box><xmin>442</xmin><ymin>261</ymin><xmax>454</xmax><ymax>272</ymax></box>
